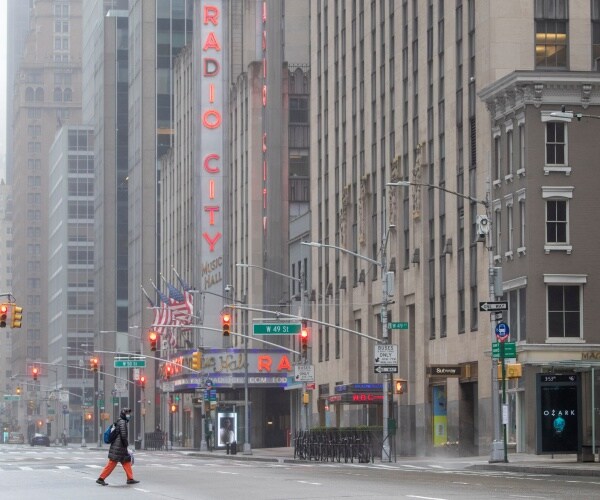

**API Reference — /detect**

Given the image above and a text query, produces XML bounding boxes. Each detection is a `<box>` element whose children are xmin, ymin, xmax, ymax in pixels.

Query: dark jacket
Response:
<box><xmin>107</xmin><ymin>414</ymin><xmax>130</xmax><ymax>463</ymax></box>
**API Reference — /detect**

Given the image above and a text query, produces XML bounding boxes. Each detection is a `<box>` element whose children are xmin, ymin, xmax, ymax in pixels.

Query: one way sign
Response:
<box><xmin>479</xmin><ymin>301</ymin><xmax>508</xmax><ymax>312</ymax></box>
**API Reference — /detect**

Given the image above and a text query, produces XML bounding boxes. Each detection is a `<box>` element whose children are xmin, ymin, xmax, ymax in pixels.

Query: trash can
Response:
<box><xmin>134</xmin><ymin>439</ymin><xmax>141</xmax><ymax>451</ymax></box>
<box><xmin>230</xmin><ymin>441</ymin><xmax>237</xmax><ymax>455</ymax></box>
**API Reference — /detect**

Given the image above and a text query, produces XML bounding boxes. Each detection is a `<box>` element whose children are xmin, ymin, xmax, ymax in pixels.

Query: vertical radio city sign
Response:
<box><xmin>195</xmin><ymin>1</ymin><xmax>227</xmax><ymax>294</ymax></box>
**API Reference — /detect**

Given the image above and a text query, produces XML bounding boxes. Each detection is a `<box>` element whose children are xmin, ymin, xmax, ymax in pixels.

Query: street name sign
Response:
<box><xmin>294</xmin><ymin>364</ymin><xmax>315</xmax><ymax>382</ymax></box>
<box><xmin>253</xmin><ymin>323</ymin><xmax>301</xmax><ymax>335</ymax></box>
<box><xmin>114</xmin><ymin>357</ymin><xmax>146</xmax><ymax>368</ymax></box>
<box><xmin>374</xmin><ymin>344</ymin><xmax>398</xmax><ymax>365</ymax></box>
<box><xmin>388</xmin><ymin>322</ymin><xmax>409</xmax><ymax>330</ymax></box>
<box><xmin>3</xmin><ymin>395</ymin><xmax>20</xmax><ymax>401</ymax></box>
<box><xmin>492</xmin><ymin>341</ymin><xmax>516</xmax><ymax>359</ymax></box>
<box><xmin>479</xmin><ymin>301</ymin><xmax>509</xmax><ymax>312</ymax></box>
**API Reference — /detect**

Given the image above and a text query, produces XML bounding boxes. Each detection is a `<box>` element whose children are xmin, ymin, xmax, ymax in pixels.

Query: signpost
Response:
<box><xmin>374</xmin><ymin>344</ymin><xmax>398</xmax><ymax>374</ymax></box>
<box><xmin>114</xmin><ymin>357</ymin><xmax>146</xmax><ymax>368</ymax></box>
<box><xmin>491</xmin><ymin>342</ymin><xmax>516</xmax><ymax>359</ymax></box>
<box><xmin>294</xmin><ymin>364</ymin><xmax>315</xmax><ymax>382</ymax></box>
<box><xmin>479</xmin><ymin>301</ymin><xmax>509</xmax><ymax>312</ymax></box>
<box><xmin>388</xmin><ymin>322</ymin><xmax>409</xmax><ymax>330</ymax></box>
<box><xmin>253</xmin><ymin>323</ymin><xmax>301</xmax><ymax>335</ymax></box>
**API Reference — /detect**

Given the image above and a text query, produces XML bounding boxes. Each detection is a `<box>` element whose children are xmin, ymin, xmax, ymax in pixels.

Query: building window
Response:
<box><xmin>546</xmin><ymin>199</ymin><xmax>567</xmax><ymax>243</ymax></box>
<box><xmin>518</xmin><ymin>121</ymin><xmax>526</xmax><ymax>174</ymax></box>
<box><xmin>542</xmin><ymin>185</ymin><xmax>573</xmax><ymax>253</ymax></box>
<box><xmin>592</xmin><ymin>0</ymin><xmax>600</xmax><ymax>69</ymax></box>
<box><xmin>545</xmin><ymin>275</ymin><xmax>586</xmax><ymax>340</ymax></box>
<box><xmin>493</xmin><ymin>134</ymin><xmax>501</xmax><ymax>182</ymax></box>
<box><xmin>518</xmin><ymin>190</ymin><xmax>526</xmax><ymax>255</ymax></box>
<box><xmin>545</xmin><ymin>121</ymin><xmax>566</xmax><ymax>165</ymax></box>
<box><xmin>506</xmin><ymin>129</ymin><xmax>513</xmax><ymax>178</ymax></box>
<box><xmin>504</xmin><ymin>279</ymin><xmax>527</xmax><ymax>342</ymax></box>
<box><xmin>535</xmin><ymin>0</ymin><xmax>568</xmax><ymax>69</ymax></box>
<box><xmin>548</xmin><ymin>284</ymin><xmax>580</xmax><ymax>338</ymax></box>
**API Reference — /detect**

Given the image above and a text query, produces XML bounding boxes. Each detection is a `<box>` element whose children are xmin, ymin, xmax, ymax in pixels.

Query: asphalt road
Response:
<box><xmin>1</xmin><ymin>444</ymin><xmax>599</xmax><ymax>499</ymax></box>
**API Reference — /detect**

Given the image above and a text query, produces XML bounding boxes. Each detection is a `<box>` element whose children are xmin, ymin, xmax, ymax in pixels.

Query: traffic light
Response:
<box><xmin>86</xmin><ymin>412</ymin><xmax>92</xmax><ymax>421</ymax></box>
<box><xmin>394</xmin><ymin>379</ymin><xmax>407</xmax><ymax>394</ymax></box>
<box><xmin>300</xmin><ymin>321</ymin><xmax>309</xmax><ymax>357</ymax></box>
<box><xmin>15</xmin><ymin>386</ymin><xmax>21</xmax><ymax>395</ymax></box>
<box><xmin>139</xmin><ymin>374</ymin><xmax>146</xmax><ymax>389</ymax></box>
<box><xmin>170</xmin><ymin>403</ymin><xmax>177</xmax><ymax>413</ymax></box>
<box><xmin>90</xmin><ymin>357</ymin><xmax>99</xmax><ymax>372</ymax></box>
<box><xmin>148</xmin><ymin>330</ymin><xmax>158</xmax><ymax>351</ymax></box>
<box><xmin>191</xmin><ymin>350</ymin><xmax>201</xmax><ymax>370</ymax></box>
<box><xmin>222</xmin><ymin>312</ymin><xmax>231</xmax><ymax>336</ymax></box>
<box><xmin>165</xmin><ymin>364</ymin><xmax>172</xmax><ymax>380</ymax></box>
<box><xmin>11</xmin><ymin>305</ymin><xmax>23</xmax><ymax>328</ymax></box>
<box><xmin>32</xmin><ymin>366</ymin><xmax>39</xmax><ymax>381</ymax></box>
<box><xmin>0</xmin><ymin>304</ymin><xmax>8</xmax><ymax>328</ymax></box>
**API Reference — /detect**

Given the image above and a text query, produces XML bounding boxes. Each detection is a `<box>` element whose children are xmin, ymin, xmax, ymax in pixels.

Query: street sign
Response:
<box><xmin>495</xmin><ymin>322</ymin><xmax>510</xmax><ymax>342</ymax></box>
<box><xmin>479</xmin><ymin>301</ymin><xmax>509</xmax><ymax>312</ymax></box>
<box><xmin>374</xmin><ymin>365</ymin><xmax>399</xmax><ymax>374</ymax></box>
<box><xmin>491</xmin><ymin>312</ymin><xmax>503</xmax><ymax>321</ymax></box>
<box><xmin>492</xmin><ymin>341</ymin><xmax>516</xmax><ymax>359</ymax></box>
<box><xmin>114</xmin><ymin>358</ymin><xmax>146</xmax><ymax>368</ymax></box>
<box><xmin>253</xmin><ymin>323</ymin><xmax>302</xmax><ymax>335</ymax></box>
<box><xmin>162</xmin><ymin>381</ymin><xmax>175</xmax><ymax>392</ymax></box>
<box><xmin>306</xmin><ymin>382</ymin><xmax>316</xmax><ymax>390</ymax></box>
<box><xmin>374</xmin><ymin>344</ymin><xmax>398</xmax><ymax>366</ymax></box>
<box><xmin>388</xmin><ymin>322</ymin><xmax>409</xmax><ymax>330</ymax></box>
<box><xmin>3</xmin><ymin>395</ymin><xmax>20</xmax><ymax>401</ymax></box>
<box><xmin>294</xmin><ymin>364</ymin><xmax>315</xmax><ymax>382</ymax></box>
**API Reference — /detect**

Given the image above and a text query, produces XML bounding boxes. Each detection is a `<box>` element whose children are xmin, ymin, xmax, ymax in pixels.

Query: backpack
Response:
<box><xmin>103</xmin><ymin>422</ymin><xmax>119</xmax><ymax>444</ymax></box>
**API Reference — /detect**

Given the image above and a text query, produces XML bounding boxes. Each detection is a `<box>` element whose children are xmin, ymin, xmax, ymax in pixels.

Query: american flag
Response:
<box><xmin>175</xmin><ymin>272</ymin><xmax>195</xmax><ymax>318</ymax></box>
<box><xmin>167</xmin><ymin>281</ymin><xmax>191</xmax><ymax>324</ymax></box>
<box><xmin>152</xmin><ymin>282</ymin><xmax>177</xmax><ymax>347</ymax></box>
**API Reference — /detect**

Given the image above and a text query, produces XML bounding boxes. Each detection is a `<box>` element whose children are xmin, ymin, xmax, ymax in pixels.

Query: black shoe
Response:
<box><xmin>96</xmin><ymin>479</ymin><xmax>108</xmax><ymax>486</ymax></box>
<box><xmin>127</xmin><ymin>479</ymin><xmax>140</xmax><ymax>485</ymax></box>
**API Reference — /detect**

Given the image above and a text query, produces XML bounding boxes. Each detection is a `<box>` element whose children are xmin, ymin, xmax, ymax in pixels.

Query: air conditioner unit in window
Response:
<box><xmin>443</xmin><ymin>238</ymin><xmax>453</xmax><ymax>256</ymax></box>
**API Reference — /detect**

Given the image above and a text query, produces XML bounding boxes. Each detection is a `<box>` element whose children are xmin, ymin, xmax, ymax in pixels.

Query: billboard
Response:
<box><xmin>536</xmin><ymin>374</ymin><xmax>580</xmax><ymax>453</ymax></box>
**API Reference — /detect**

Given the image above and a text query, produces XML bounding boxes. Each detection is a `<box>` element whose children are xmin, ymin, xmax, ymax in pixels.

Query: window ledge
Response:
<box><xmin>504</xmin><ymin>250</ymin><xmax>514</xmax><ymax>261</ymax></box>
<box><xmin>544</xmin><ymin>244</ymin><xmax>572</xmax><ymax>255</ymax></box>
<box><xmin>544</xmin><ymin>165</ymin><xmax>571</xmax><ymax>176</ymax></box>
<box><xmin>493</xmin><ymin>179</ymin><xmax>502</xmax><ymax>188</ymax></box>
<box><xmin>504</xmin><ymin>173</ymin><xmax>514</xmax><ymax>183</ymax></box>
<box><xmin>545</xmin><ymin>337</ymin><xmax>585</xmax><ymax>344</ymax></box>
<box><xmin>493</xmin><ymin>254</ymin><xmax>502</xmax><ymax>264</ymax></box>
<box><xmin>517</xmin><ymin>168</ymin><xmax>526</xmax><ymax>178</ymax></box>
<box><xmin>517</xmin><ymin>246</ymin><xmax>527</xmax><ymax>256</ymax></box>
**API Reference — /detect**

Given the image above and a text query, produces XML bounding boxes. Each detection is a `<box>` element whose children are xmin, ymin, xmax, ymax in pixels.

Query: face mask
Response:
<box><xmin>125</xmin><ymin>415</ymin><xmax>131</xmax><ymax>421</ymax></box>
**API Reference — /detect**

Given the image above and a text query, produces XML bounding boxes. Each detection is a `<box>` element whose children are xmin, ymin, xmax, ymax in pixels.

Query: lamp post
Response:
<box><xmin>301</xmin><ymin>235</ymin><xmax>393</xmax><ymax>462</ymax></box>
<box><xmin>386</xmin><ymin>180</ymin><xmax>504</xmax><ymax>462</ymax></box>
<box><xmin>236</xmin><ymin>262</ymin><xmax>305</xmax><ymax>454</ymax></box>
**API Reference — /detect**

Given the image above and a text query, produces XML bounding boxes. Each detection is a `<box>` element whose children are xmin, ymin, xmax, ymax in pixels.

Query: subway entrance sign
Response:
<box><xmin>253</xmin><ymin>323</ymin><xmax>301</xmax><ymax>335</ymax></box>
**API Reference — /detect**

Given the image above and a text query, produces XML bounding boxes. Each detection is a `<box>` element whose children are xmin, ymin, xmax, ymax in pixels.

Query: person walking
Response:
<box><xmin>96</xmin><ymin>408</ymin><xmax>139</xmax><ymax>486</ymax></box>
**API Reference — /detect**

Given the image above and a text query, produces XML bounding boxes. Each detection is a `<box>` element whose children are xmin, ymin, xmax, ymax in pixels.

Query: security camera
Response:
<box><xmin>224</xmin><ymin>284</ymin><xmax>232</xmax><ymax>293</ymax></box>
<box><xmin>476</xmin><ymin>214</ymin><xmax>490</xmax><ymax>240</ymax></box>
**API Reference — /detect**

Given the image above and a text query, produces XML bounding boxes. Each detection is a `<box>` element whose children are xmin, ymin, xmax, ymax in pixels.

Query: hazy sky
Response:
<box><xmin>0</xmin><ymin>1</ymin><xmax>7</xmax><ymax>181</ymax></box>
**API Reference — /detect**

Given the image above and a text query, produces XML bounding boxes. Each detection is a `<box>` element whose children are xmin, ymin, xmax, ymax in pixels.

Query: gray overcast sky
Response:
<box><xmin>0</xmin><ymin>0</ymin><xmax>7</xmax><ymax>181</ymax></box>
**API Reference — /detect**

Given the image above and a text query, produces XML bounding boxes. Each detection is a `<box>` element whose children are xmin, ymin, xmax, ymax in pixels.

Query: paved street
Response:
<box><xmin>1</xmin><ymin>444</ymin><xmax>600</xmax><ymax>499</ymax></box>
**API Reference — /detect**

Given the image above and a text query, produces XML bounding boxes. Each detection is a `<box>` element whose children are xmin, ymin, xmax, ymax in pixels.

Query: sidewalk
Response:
<box><xmin>180</xmin><ymin>446</ymin><xmax>600</xmax><ymax>476</ymax></box>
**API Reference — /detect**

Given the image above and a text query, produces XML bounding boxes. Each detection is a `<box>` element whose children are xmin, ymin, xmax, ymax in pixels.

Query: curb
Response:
<box><xmin>468</xmin><ymin>463</ymin><xmax>600</xmax><ymax>477</ymax></box>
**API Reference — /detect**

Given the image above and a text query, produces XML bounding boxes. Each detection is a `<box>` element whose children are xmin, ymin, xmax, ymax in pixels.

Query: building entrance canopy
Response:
<box><xmin>161</xmin><ymin>348</ymin><xmax>294</xmax><ymax>391</ymax></box>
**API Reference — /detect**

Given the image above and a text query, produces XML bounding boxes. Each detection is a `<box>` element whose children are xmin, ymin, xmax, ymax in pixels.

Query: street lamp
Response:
<box><xmin>386</xmin><ymin>180</ymin><xmax>505</xmax><ymax>462</ymax></box>
<box><xmin>301</xmin><ymin>235</ymin><xmax>394</xmax><ymax>461</ymax></box>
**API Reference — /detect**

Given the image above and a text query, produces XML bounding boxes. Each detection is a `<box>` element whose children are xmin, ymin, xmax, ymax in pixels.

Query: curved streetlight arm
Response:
<box><xmin>236</xmin><ymin>262</ymin><xmax>301</xmax><ymax>283</ymax></box>
<box><xmin>387</xmin><ymin>181</ymin><xmax>488</xmax><ymax>208</ymax></box>
<box><xmin>301</xmin><ymin>241</ymin><xmax>382</xmax><ymax>268</ymax></box>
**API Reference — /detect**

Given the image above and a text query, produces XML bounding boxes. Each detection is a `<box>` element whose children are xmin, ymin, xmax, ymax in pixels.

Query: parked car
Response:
<box><xmin>8</xmin><ymin>432</ymin><xmax>25</xmax><ymax>444</ymax></box>
<box><xmin>30</xmin><ymin>433</ymin><xmax>50</xmax><ymax>446</ymax></box>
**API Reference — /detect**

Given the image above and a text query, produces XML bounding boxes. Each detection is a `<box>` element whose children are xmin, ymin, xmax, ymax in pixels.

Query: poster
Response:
<box><xmin>217</xmin><ymin>411</ymin><xmax>237</xmax><ymax>447</ymax></box>
<box><xmin>432</xmin><ymin>385</ymin><xmax>448</xmax><ymax>447</ymax></box>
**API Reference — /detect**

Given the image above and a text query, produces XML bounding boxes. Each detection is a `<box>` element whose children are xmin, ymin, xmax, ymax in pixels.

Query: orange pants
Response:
<box><xmin>99</xmin><ymin>459</ymin><xmax>134</xmax><ymax>481</ymax></box>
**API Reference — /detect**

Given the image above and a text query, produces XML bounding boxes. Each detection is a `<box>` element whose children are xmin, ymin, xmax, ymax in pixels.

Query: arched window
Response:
<box><xmin>25</xmin><ymin>87</ymin><xmax>34</xmax><ymax>101</ymax></box>
<box><xmin>54</xmin><ymin>87</ymin><xmax>63</xmax><ymax>102</ymax></box>
<box><xmin>35</xmin><ymin>87</ymin><xmax>44</xmax><ymax>102</ymax></box>
<box><xmin>63</xmin><ymin>88</ymin><xmax>72</xmax><ymax>102</ymax></box>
